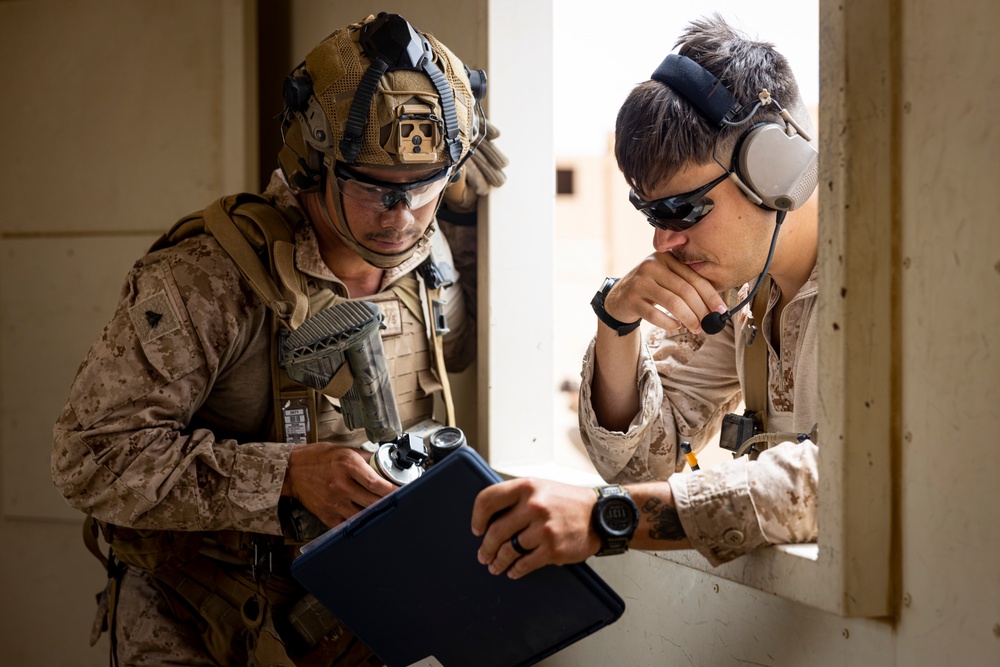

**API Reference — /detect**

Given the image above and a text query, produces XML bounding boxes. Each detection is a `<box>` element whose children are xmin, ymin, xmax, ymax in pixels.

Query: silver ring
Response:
<box><xmin>510</xmin><ymin>532</ymin><xmax>532</xmax><ymax>556</ymax></box>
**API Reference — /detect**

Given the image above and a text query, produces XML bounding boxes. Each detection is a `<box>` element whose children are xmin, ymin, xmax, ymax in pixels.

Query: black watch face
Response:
<box><xmin>599</xmin><ymin>498</ymin><xmax>636</xmax><ymax>536</ymax></box>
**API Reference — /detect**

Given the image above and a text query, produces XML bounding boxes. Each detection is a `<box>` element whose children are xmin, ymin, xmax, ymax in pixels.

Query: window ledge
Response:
<box><xmin>649</xmin><ymin>542</ymin><xmax>840</xmax><ymax>611</ymax></box>
<box><xmin>491</xmin><ymin>460</ymin><xmax>605</xmax><ymax>487</ymax></box>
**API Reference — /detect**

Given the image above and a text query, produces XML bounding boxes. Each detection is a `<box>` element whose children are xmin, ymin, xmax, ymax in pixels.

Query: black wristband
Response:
<box><xmin>591</xmin><ymin>277</ymin><xmax>641</xmax><ymax>336</ymax></box>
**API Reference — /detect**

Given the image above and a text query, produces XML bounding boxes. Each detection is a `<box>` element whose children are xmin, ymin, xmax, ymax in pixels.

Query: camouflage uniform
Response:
<box><xmin>52</xmin><ymin>172</ymin><xmax>475</xmax><ymax>665</ymax></box>
<box><xmin>579</xmin><ymin>266</ymin><xmax>819</xmax><ymax>565</ymax></box>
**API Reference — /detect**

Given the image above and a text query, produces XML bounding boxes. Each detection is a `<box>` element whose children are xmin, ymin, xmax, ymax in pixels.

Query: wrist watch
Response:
<box><xmin>592</xmin><ymin>485</ymin><xmax>639</xmax><ymax>556</ymax></box>
<box><xmin>591</xmin><ymin>277</ymin><xmax>641</xmax><ymax>336</ymax></box>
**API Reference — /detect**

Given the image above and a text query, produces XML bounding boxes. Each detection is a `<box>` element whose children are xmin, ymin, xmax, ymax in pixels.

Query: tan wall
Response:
<box><xmin>0</xmin><ymin>1</ymin><xmax>255</xmax><ymax>663</ymax></box>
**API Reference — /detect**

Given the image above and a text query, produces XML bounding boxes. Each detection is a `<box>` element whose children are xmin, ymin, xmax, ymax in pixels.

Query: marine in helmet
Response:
<box><xmin>278</xmin><ymin>12</ymin><xmax>500</xmax><ymax>272</ymax></box>
<box><xmin>52</xmin><ymin>13</ymin><xmax>505</xmax><ymax>666</ymax></box>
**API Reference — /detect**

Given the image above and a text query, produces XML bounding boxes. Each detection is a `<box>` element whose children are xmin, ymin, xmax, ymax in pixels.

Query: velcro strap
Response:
<box><xmin>340</xmin><ymin>58</ymin><xmax>389</xmax><ymax>162</ymax></box>
<box><xmin>274</xmin><ymin>240</ymin><xmax>308</xmax><ymax>329</ymax></box>
<box><xmin>83</xmin><ymin>516</ymin><xmax>108</xmax><ymax>570</ymax></box>
<box><xmin>321</xmin><ymin>362</ymin><xmax>355</xmax><ymax>399</ymax></box>
<box><xmin>204</xmin><ymin>199</ymin><xmax>287</xmax><ymax>313</ymax></box>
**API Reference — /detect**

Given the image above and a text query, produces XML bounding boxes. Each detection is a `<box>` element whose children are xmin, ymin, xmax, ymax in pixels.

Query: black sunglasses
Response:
<box><xmin>629</xmin><ymin>170</ymin><xmax>731</xmax><ymax>232</ymax></box>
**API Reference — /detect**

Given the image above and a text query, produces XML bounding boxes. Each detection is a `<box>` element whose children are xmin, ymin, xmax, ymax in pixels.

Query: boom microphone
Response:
<box><xmin>700</xmin><ymin>210</ymin><xmax>786</xmax><ymax>335</ymax></box>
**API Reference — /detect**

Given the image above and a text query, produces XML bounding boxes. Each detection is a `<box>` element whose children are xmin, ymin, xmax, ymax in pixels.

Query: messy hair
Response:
<box><xmin>614</xmin><ymin>14</ymin><xmax>812</xmax><ymax>197</ymax></box>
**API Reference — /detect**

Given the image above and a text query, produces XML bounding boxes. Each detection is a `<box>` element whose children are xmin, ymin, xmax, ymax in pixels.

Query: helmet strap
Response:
<box><xmin>314</xmin><ymin>174</ymin><xmax>434</xmax><ymax>270</ymax></box>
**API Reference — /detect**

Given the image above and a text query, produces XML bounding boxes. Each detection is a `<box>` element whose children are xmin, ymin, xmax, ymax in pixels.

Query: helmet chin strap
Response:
<box><xmin>316</xmin><ymin>175</ymin><xmax>434</xmax><ymax>270</ymax></box>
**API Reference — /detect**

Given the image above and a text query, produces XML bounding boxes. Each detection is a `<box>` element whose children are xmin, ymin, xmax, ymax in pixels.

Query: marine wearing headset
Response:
<box><xmin>472</xmin><ymin>15</ymin><xmax>820</xmax><ymax>578</ymax></box>
<box><xmin>52</xmin><ymin>13</ymin><xmax>504</xmax><ymax>666</ymax></box>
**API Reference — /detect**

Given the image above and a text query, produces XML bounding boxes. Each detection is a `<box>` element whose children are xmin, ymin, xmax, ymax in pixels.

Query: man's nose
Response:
<box><xmin>653</xmin><ymin>227</ymin><xmax>686</xmax><ymax>252</ymax></box>
<box><xmin>380</xmin><ymin>201</ymin><xmax>416</xmax><ymax>228</ymax></box>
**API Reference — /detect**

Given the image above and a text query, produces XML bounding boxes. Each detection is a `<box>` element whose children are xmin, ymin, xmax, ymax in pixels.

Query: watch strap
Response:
<box><xmin>593</xmin><ymin>485</ymin><xmax>639</xmax><ymax>556</ymax></box>
<box><xmin>591</xmin><ymin>278</ymin><xmax>641</xmax><ymax>336</ymax></box>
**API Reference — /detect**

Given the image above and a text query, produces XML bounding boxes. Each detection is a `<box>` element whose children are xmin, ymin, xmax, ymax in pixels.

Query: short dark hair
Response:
<box><xmin>614</xmin><ymin>14</ymin><xmax>811</xmax><ymax>197</ymax></box>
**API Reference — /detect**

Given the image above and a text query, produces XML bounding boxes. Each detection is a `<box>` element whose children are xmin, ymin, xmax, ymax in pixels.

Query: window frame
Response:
<box><xmin>481</xmin><ymin>0</ymin><xmax>894</xmax><ymax>617</ymax></box>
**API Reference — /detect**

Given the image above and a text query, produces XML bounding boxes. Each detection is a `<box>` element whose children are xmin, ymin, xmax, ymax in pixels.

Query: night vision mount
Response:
<box><xmin>340</xmin><ymin>13</ymin><xmax>463</xmax><ymax>165</ymax></box>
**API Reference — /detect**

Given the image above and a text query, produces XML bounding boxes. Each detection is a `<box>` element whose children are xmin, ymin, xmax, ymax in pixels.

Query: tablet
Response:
<box><xmin>291</xmin><ymin>446</ymin><xmax>625</xmax><ymax>667</ymax></box>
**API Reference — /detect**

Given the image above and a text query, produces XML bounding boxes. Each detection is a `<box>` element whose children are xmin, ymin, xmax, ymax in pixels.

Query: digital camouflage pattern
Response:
<box><xmin>579</xmin><ymin>266</ymin><xmax>819</xmax><ymax>566</ymax></box>
<box><xmin>52</xmin><ymin>172</ymin><xmax>474</xmax><ymax>663</ymax></box>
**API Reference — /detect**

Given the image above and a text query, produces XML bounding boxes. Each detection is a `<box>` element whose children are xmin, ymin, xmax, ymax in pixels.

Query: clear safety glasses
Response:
<box><xmin>629</xmin><ymin>170</ymin><xmax>730</xmax><ymax>232</ymax></box>
<box><xmin>334</xmin><ymin>163</ymin><xmax>452</xmax><ymax>212</ymax></box>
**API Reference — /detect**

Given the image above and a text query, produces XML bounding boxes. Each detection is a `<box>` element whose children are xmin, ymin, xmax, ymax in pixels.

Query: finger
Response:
<box><xmin>628</xmin><ymin>267</ymin><xmax>712</xmax><ymax>333</ymax></box>
<box><xmin>488</xmin><ymin>536</ymin><xmax>528</xmax><ymax>576</ymax></box>
<box><xmin>627</xmin><ymin>277</ymin><xmax>701</xmax><ymax>332</ymax></box>
<box><xmin>322</xmin><ymin>452</ymin><xmax>395</xmax><ymax>510</ymax></box>
<box><xmin>641</xmin><ymin>303</ymin><xmax>684</xmax><ymax>332</ymax></box>
<box><xmin>471</xmin><ymin>481</ymin><xmax>520</xmax><ymax>536</ymax></box>
<box><xmin>659</xmin><ymin>253</ymin><xmax>729</xmax><ymax>314</ymax></box>
<box><xmin>606</xmin><ymin>262</ymin><xmax>700</xmax><ymax>330</ymax></box>
<box><xmin>477</xmin><ymin>508</ymin><xmax>529</xmax><ymax>566</ymax></box>
<box><xmin>316</xmin><ymin>500</ymin><xmax>355</xmax><ymax>528</ymax></box>
<box><xmin>505</xmin><ymin>549</ymin><xmax>548</xmax><ymax>580</ymax></box>
<box><xmin>351</xmin><ymin>456</ymin><xmax>398</xmax><ymax>498</ymax></box>
<box><xmin>345</xmin><ymin>483</ymin><xmax>388</xmax><ymax>511</ymax></box>
<box><xmin>488</xmin><ymin>527</ymin><xmax>540</xmax><ymax>575</ymax></box>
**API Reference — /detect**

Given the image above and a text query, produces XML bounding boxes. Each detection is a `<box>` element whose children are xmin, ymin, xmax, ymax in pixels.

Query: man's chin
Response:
<box><xmin>364</xmin><ymin>238</ymin><xmax>419</xmax><ymax>255</ymax></box>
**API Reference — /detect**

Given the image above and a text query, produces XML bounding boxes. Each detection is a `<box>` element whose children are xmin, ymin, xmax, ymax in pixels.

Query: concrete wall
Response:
<box><xmin>0</xmin><ymin>1</ymin><xmax>255</xmax><ymax>663</ymax></box>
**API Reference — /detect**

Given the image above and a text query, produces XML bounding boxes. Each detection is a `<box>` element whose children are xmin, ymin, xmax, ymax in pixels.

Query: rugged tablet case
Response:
<box><xmin>291</xmin><ymin>446</ymin><xmax>625</xmax><ymax>667</ymax></box>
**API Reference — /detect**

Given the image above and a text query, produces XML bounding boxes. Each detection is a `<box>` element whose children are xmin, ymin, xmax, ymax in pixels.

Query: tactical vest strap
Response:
<box><xmin>426</xmin><ymin>283</ymin><xmax>456</xmax><ymax>426</ymax></box>
<box><xmin>203</xmin><ymin>196</ymin><xmax>311</xmax><ymax>329</ymax></box>
<box><xmin>184</xmin><ymin>193</ymin><xmax>316</xmax><ymax>444</ymax></box>
<box><xmin>744</xmin><ymin>275</ymin><xmax>772</xmax><ymax>434</ymax></box>
<box><xmin>274</xmin><ymin>240</ymin><xmax>308</xmax><ymax>329</ymax></box>
<box><xmin>417</xmin><ymin>230</ymin><xmax>459</xmax><ymax>426</ymax></box>
<box><xmin>204</xmin><ymin>198</ymin><xmax>285</xmax><ymax>311</ymax></box>
<box><xmin>83</xmin><ymin>515</ymin><xmax>108</xmax><ymax>570</ymax></box>
<box><xmin>741</xmin><ymin>276</ymin><xmax>772</xmax><ymax>460</ymax></box>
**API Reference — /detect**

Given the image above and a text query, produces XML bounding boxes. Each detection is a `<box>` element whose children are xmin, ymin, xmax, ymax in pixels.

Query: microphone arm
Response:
<box><xmin>701</xmin><ymin>210</ymin><xmax>786</xmax><ymax>335</ymax></box>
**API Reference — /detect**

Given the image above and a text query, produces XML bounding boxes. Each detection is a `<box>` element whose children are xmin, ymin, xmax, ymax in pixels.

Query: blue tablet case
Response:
<box><xmin>291</xmin><ymin>446</ymin><xmax>625</xmax><ymax>667</ymax></box>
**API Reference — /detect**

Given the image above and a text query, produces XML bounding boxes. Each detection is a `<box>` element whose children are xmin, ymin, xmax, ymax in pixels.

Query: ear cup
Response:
<box><xmin>283</xmin><ymin>72</ymin><xmax>314</xmax><ymax>112</ymax></box>
<box><xmin>733</xmin><ymin>123</ymin><xmax>818</xmax><ymax>211</ymax></box>
<box><xmin>277</xmin><ymin>117</ymin><xmax>324</xmax><ymax>192</ymax></box>
<box><xmin>277</xmin><ymin>67</ymin><xmax>334</xmax><ymax>193</ymax></box>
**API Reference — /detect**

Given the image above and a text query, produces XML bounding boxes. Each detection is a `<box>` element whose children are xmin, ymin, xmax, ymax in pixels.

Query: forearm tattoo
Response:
<box><xmin>641</xmin><ymin>497</ymin><xmax>687</xmax><ymax>541</ymax></box>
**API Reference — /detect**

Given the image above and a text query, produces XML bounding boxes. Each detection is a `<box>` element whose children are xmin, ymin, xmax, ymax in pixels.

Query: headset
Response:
<box><xmin>650</xmin><ymin>53</ymin><xmax>818</xmax><ymax>334</ymax></box>
<box><xmin>652</xmin><ymin>53</ymin><xmax>817</xmax><ymax>212</ymax></box>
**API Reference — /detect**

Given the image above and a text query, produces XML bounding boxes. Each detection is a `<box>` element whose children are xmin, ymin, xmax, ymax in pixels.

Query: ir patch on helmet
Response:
<box><xmin>128</xmin><ymin>291</ymin><xmax>181</xmax><ymax>343</ymax></box>
<box><xmin>396</xmin><ymin>103</ymin><xmax>441</xmax><ymax>163</ymax></box>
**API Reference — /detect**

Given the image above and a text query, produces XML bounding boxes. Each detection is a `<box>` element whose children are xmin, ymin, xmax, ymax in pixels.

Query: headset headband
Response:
<box><xmin>339</xmin><ymin>13</ymin><xmax>462</xmax><ymax>165</ymax></box>
<box><xmin>650</xmin><ymin>54</ymin><xmax>743</xmax><ymax>127</ymax></box>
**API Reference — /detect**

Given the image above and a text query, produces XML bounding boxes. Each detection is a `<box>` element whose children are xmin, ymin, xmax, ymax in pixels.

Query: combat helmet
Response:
<box><xmin>278</xmin><ymin>13</ymin><xmax>486</xmax><ymax>268</ymax></box>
